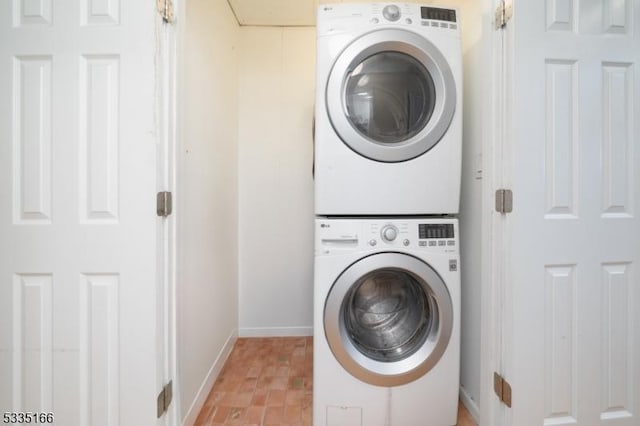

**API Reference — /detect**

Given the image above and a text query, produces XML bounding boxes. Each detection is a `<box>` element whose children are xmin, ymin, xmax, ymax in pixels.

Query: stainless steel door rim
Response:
<box><xmin>324</xmin><ymin>252</ymin><xmax>454</xmax><ymax>387</ymax></box>
<box><xmin>326</xmin><ymin>29</ymin><xmax>457</xmax><ymax>162</ymax></box>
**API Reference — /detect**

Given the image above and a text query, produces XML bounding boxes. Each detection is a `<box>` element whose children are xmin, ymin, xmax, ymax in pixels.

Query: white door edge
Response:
<box><xmin>480</xmin><ymin>0</ymin><xmax>508</xmax><ymax>425</ymax></box>
<box><xmin>155</xmin><ymin>10</ymin><xmax>178</xmax><ymax>426</ymax></box>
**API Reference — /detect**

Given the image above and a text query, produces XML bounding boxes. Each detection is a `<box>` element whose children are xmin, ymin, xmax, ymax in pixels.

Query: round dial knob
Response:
<box><xmin>381</xmin><ymin>225</ymin><xmax>398</xmax><ymax>242</ymax></box>
<box><xmin>382</xmin><ymin>5</ymin><xmax>401</xmax><ymax>21</ymax></box>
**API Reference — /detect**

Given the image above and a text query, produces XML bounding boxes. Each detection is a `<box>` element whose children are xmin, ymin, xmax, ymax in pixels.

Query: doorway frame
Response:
<box><xmin>479</xmin><ymin>0</ymin><xmax>510</xmax><ymax>425</ymax></box>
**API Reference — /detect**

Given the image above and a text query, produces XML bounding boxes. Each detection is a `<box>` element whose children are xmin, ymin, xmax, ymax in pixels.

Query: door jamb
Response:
<box><xmin>155</xmin><ymin>5</ymin><xmax>179</xmax><ymax>425</ymax></box>
<box><xmin>479</xmin><ymin>0</ymin><xmax>510</xmax><ymax>425</ymax></box>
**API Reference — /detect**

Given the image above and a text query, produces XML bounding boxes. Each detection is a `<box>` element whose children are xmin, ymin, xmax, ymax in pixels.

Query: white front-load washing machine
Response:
<box><xmin>314</xmin><ymin>217</ymin><xmax>460</xmax><ymax>426</ymax></box>
<box><xmin>314</xmin><ymin>3</ymin><xmax>462</xmax><ymax>215</ymax></box>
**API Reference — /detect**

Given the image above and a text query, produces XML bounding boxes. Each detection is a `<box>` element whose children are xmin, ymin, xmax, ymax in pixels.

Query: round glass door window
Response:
<box><xmin>343</xmin><ymin>268</ymin><xmax>434</xmax><ymax>362</ymax></box>
<box><xmin>325</xmin><ymin>29</ymin><xmax>457</xmax><ymax>162</ymax></box>
<box><xmin>324</xmin><ymin>253</ymin><xmax>453</xmax><ymax>387</ymax></box>
<box><xmin>344</xmin><ymin>52</ymin><xmax>436</xmax><ymax>145</ymax></box>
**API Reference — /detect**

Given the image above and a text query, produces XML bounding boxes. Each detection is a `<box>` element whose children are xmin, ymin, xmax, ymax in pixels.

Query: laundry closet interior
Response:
<box><xmin>2</xmin><ymin>0</ymin><xmax>638</xmax><ymax>425</ymax></box>
<box><xmin>181</xmin><ymin>0</ymin><xmax>640</xmax><ymax>424</ymax></box>
<box><xmin>180</xmin><ymin>0</ymin><xmax>485</xmax><ymax>424</ymax></box>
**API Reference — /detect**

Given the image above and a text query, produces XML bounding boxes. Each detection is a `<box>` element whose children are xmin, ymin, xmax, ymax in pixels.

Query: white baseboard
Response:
<box><xmin>238</xmin><ymin>326</ymin><xmax>313</xmax><ymax>337</ymax></box>
<box><xmin>181</xmin><ymin>329</ymin><xmax>238</xmax><ymax>426</ymax></box>
<box><xmin>459</xmin><ymin>386</ymin><xmax>480</xmax><ymax>423</ymax></box>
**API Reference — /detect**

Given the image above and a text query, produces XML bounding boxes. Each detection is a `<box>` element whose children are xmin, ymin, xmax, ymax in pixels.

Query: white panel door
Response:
<box><xmin>503</xmin><ymin>1</ymin><xmax>640</xmax><ymax>425</ymax></box>
<box><xmin>0</xmin><ymin>1</ymin><xmax>162</xmax><ymax>425</ymax></box>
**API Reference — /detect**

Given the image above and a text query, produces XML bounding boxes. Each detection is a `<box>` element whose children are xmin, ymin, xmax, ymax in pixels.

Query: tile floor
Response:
<box><xmin>194</xmin><ymin>337</ymin><xmax>477</xmax><ymax>426</ymax></box>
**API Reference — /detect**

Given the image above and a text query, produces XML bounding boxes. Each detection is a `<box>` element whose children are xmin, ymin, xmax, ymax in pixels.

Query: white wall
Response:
<box><xmin>238</xmin><ymin>27</ymin><xmax>316</xmax><ymax>337</ymax></box>
<box><xmin>178</xmin><ymin>0</ymin><xmax>239</xmax><ymax>423</ymax></box>
<box><xmin>456</xmin><ymin>0</ymin><xmax>486</xmax><ymax>419</ymax></box>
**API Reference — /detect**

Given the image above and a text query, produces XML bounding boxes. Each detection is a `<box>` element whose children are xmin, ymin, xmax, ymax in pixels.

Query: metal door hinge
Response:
<box><xmin>494</xmin><ymin>0</ymin><xmax>513</xmax><ymax>29</ymax></box>
<box><xmin>494</xmin><ymin>372</ymin><xmax>512</xmax><ymax>407</ymax></box>
<box><xmin>156</xmin><ymin>0</ymin><xmax>174</xmax><ymax>23</ymax></box>
<box><xmin>157</xmin><ymin>191</ymin><xmax>173</xmax><ymax>217</ymax></box>
<box><xmin>157</xmin><ymin>380</ymin><xmax>173</xmax><ymax>418</ymax></box>
<box><xmin>495</xmin><ymin>189</ymin><xmax>513</xmax><ymax>214</ymax></box>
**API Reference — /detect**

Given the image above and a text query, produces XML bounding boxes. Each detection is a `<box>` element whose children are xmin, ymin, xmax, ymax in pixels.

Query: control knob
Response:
<box><xmin>382</xmin><ymin>4</ymin><xmax>401</xmax><ymax>22</ymax></box>
<box><xmin>381</xmin><ymin>225</ymin><xmax>398</xmax><ymax>242</ymax></box>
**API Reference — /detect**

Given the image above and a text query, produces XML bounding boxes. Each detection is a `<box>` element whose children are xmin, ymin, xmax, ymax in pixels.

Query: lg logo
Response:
<box><xmin>320</xmin><ymin>223</ymin><xmax>331</xmax><ymax>228</ymax></box>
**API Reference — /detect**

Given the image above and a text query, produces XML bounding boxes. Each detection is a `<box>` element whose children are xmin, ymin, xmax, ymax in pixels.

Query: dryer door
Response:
<box><xmin>326</xmin><ymin>29</ymin><xmax>456</xmax><ymax>163</ymax></box>
<box><xmin>324</xmin><ymin>252</ymin><xmax>453</xmax><ymax>387</ymax></box>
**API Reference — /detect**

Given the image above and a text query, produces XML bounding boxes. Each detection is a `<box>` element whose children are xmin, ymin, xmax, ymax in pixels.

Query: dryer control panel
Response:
<box><xmin>316</xmin><ymin>3</ymin><xmax>460</xmax><ymax>35</ymax></box>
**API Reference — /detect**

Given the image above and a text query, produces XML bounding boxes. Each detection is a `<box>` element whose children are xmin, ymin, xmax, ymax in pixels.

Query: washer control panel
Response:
<box><xmin>316</xmin><ymin>218</ymin><xmax>458</xmax><ymax>255</ymax></box>
<box><xmin>370</xmin><ymin>221</ymin><xmax>456</xmax><ymax>249</ymax></box>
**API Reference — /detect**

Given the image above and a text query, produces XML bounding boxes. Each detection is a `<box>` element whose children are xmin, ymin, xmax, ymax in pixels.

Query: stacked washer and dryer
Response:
<box><xmin>313</xmin><ymin>3</ymin><xmax>462</xmax><ymax>426</ymax></box>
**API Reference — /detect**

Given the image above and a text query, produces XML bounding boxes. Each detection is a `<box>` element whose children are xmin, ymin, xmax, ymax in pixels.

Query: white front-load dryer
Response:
<box><xmin>314</xmin><ymin>3</ymin><xmax>462</xmax><ymax>215</ymax></box>
<box><xmin>314</xmin><ymin>217</ymin><xmax>460</xmax><ymax>426</ymax></box>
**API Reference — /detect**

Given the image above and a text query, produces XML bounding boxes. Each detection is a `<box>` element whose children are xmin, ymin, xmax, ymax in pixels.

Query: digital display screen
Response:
<box><xmin>421</xmin><ymin>7</ymin><xmax>457</xmax><ymax>23</ymax></box>
<box><xmin>419</xmin><ymin>224</ymin><xmax>454</xmax><ymax>239</ymax></box>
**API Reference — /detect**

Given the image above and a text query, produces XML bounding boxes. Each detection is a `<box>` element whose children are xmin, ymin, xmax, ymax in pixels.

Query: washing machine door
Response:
<box><xmin>324</xmin><ymin>252</ymin><xmax>453</xmax><ymax>387</ymax></box>
<box><xmin>326</xmin><ymin>29</ymin><xmax>456</xmax><ymax>162</ymax></box>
